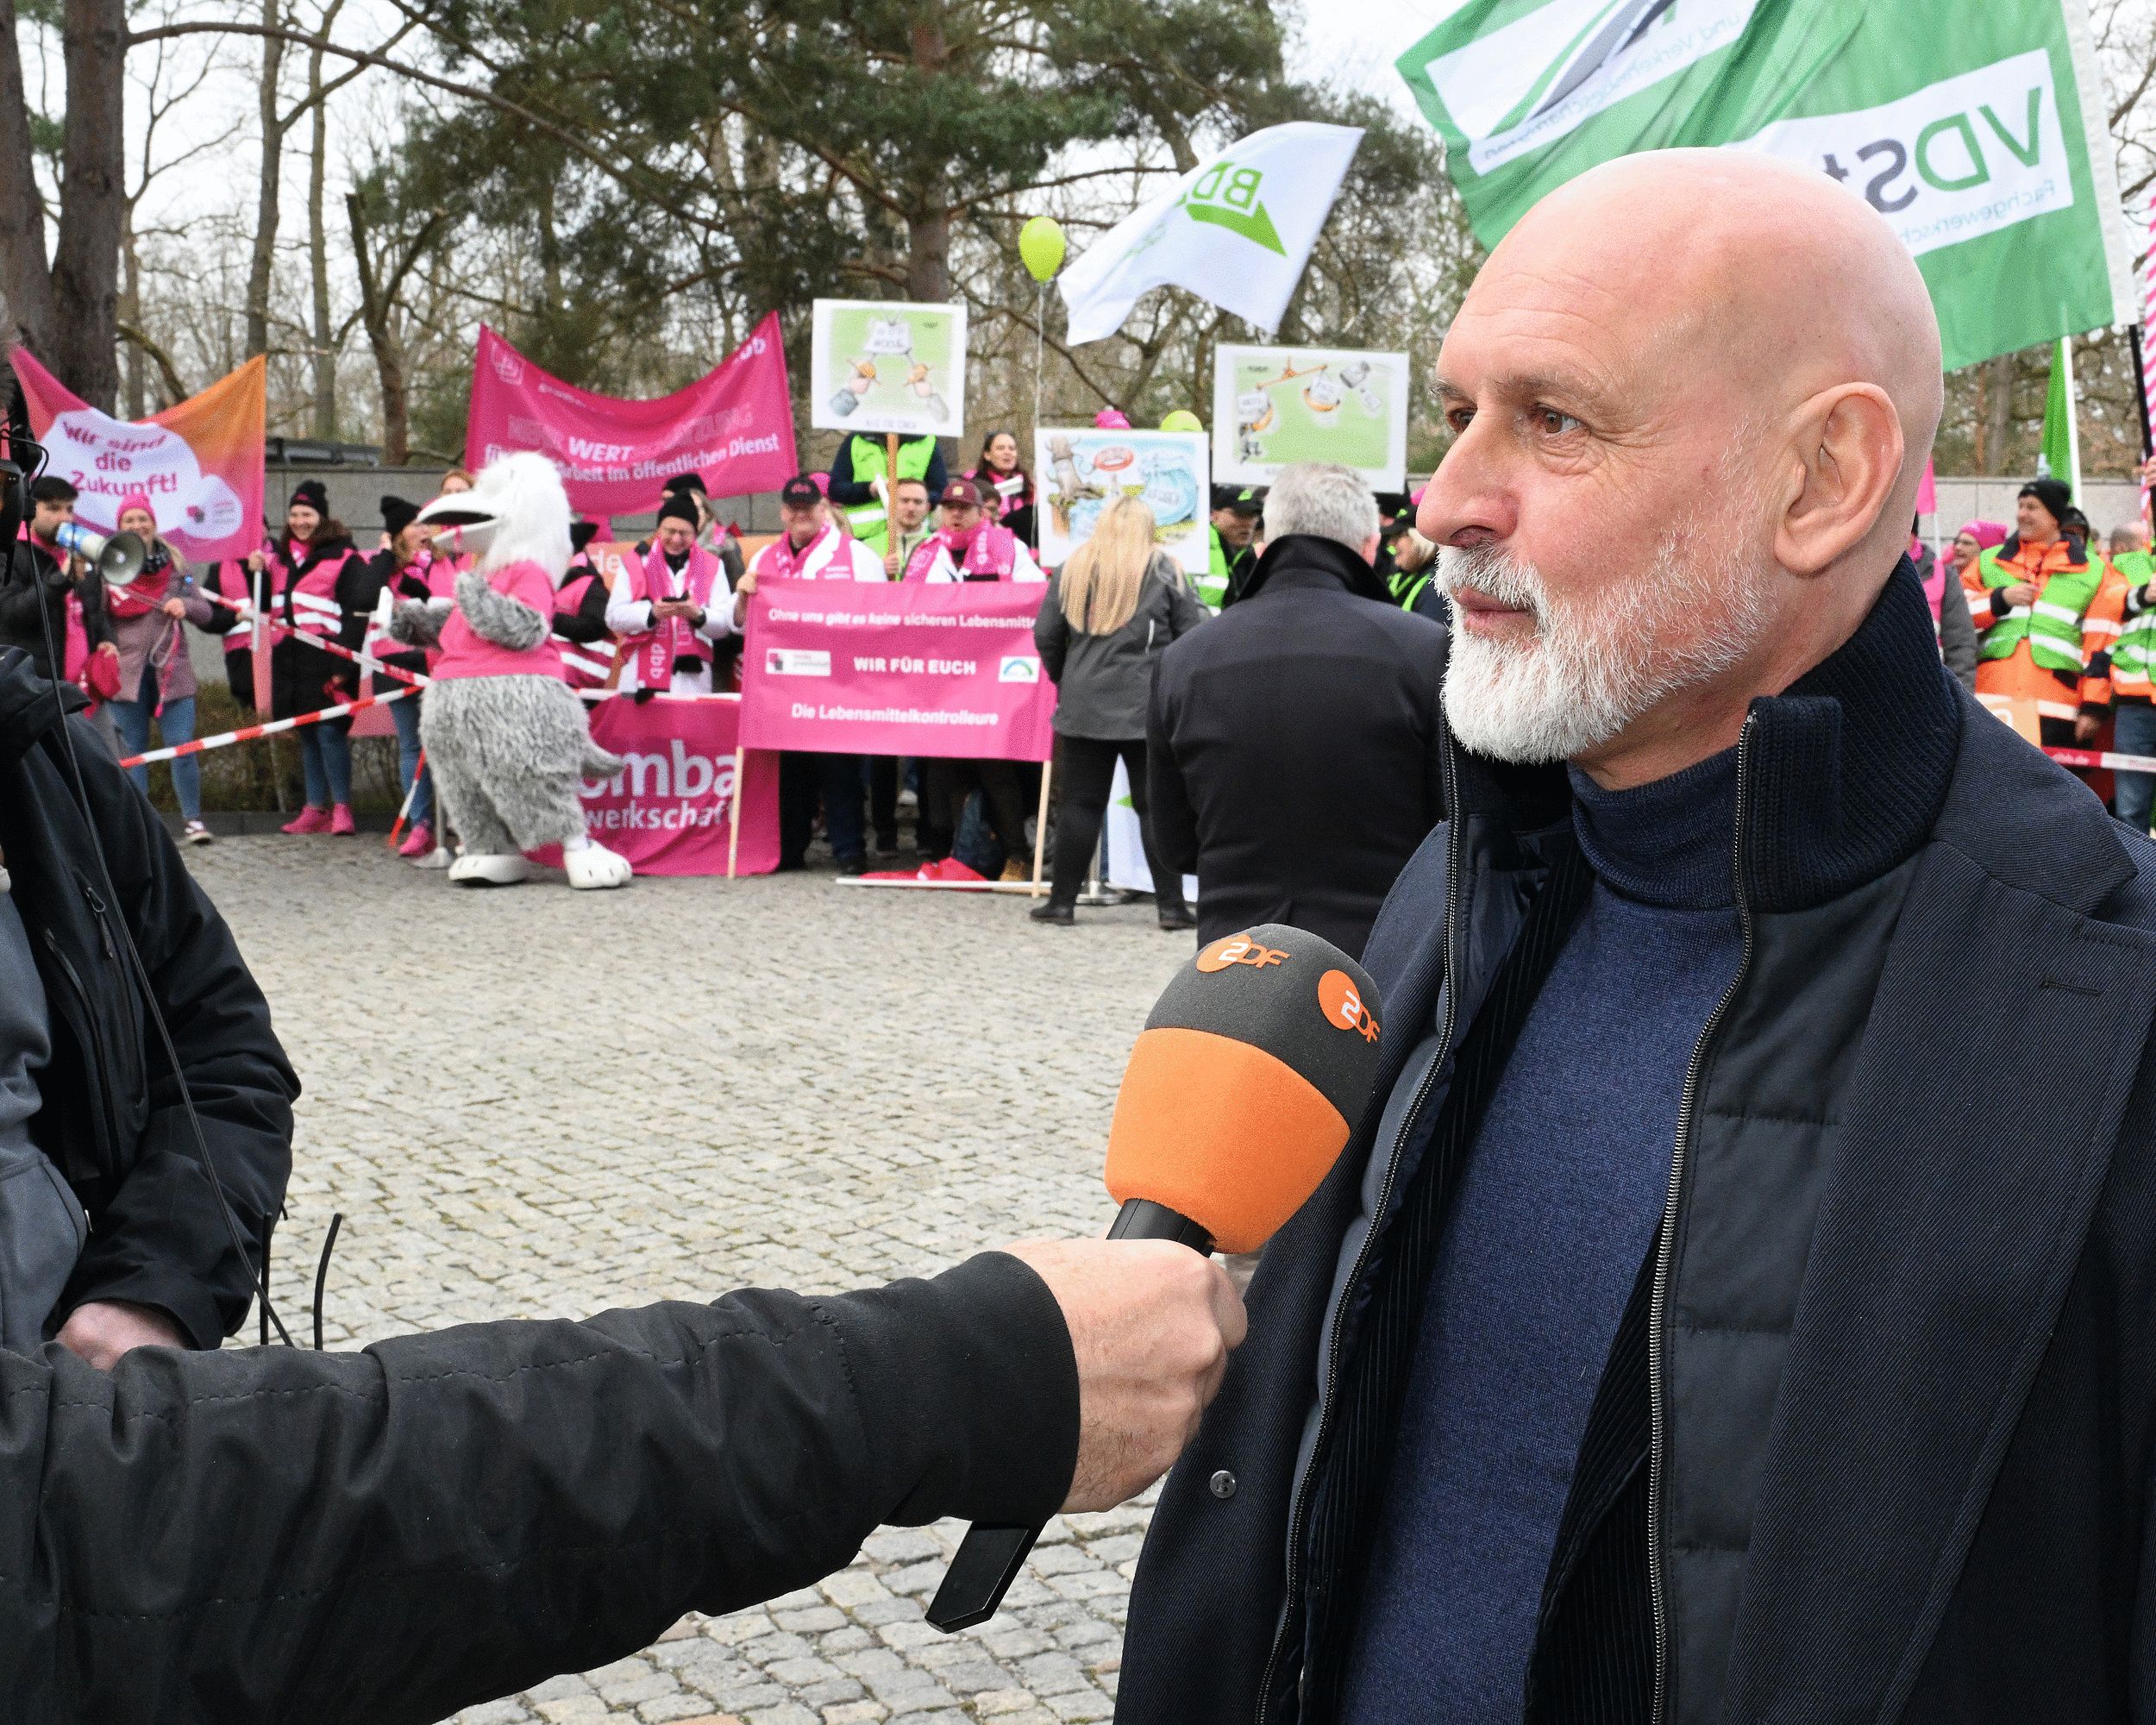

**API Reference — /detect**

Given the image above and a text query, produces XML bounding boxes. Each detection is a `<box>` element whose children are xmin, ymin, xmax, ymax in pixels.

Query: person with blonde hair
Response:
<box><xmin>1031</xmin><ymin>495</ymin><xmax>1206</xmax><ymax>927</ymax></box>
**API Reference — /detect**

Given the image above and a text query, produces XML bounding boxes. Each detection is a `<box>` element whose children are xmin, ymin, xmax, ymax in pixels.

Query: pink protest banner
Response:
<box><xmin>9</xmin><ymin>348</ymin><xmax>264</xmax><ymax>563</ymax></box>
<box><xmin>737</xmin><ymin>581</ymin><xmax>1055</xmax><ymax>761</ymax></box>
<box><xmin>533</xmin><ymin>694</ymin><xmax>779</xmax><ymax>875</ymax></box>
<box><xmin>467</xmin><ymin>314</ymin><xmax>797</xmax><ymax>517</ymax></box>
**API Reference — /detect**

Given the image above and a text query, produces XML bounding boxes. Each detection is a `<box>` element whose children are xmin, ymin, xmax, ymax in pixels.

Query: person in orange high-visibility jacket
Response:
<box><xmin>2069</xmin><ymin>507</ymin><xmax>2128</xmax><ymax>803</ymax></box>
<box><xmin>1964</xmin><ymin>479</ymin><xmax>2107</xmax><ymax>753</ymax></box>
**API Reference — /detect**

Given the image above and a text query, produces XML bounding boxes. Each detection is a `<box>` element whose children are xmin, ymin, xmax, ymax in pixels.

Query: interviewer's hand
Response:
<box><xmin>1003</xmin><ymin>1238</ymin><xmax>1246</xmax><ymax>1513</ymax></box>
<box><xmin>57</xmin><ymin>1299</ymin><xmax>185</xmax><ymax>1370</ymax></box>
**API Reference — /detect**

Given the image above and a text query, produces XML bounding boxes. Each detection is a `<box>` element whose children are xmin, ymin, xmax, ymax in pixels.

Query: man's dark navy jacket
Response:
<box><xmin>1118</xmin><ymin>562</ymin><xmax>2156</xmax><ymax>1723</ymax></box>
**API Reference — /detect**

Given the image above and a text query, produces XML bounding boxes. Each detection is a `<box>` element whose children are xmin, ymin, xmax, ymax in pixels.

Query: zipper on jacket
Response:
<box><xmin>41</xmin><ymin>925</ymin><xmax>122</xmax><ymax>1172</ymax></box>
<box><xmin>78</xmin><ymin>875</ymin><xmax>115</xmax><ymax>959</ymax></box>
<box><xmin>1257</xmin><ymin>736</ymin><xmax>1467</xmax><ymax>1722</ymax></box>
<box><xmin>1647</xmin><ymin>712</ymin><xmax>1758</xmax><ymax>1725</ymax></box>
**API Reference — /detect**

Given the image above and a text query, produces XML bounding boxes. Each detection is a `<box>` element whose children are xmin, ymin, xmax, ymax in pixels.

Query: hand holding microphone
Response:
<box><xmin>930</xmin><ymin>924</ymin><xmax>1385</xmax><ymax>1631</ymax></box>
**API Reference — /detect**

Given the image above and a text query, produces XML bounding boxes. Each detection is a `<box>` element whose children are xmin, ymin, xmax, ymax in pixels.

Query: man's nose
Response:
<box><xmin>1416</xmin><ymin>423</ymin><xmax>1514</xmax><ymax>549</ymax></box>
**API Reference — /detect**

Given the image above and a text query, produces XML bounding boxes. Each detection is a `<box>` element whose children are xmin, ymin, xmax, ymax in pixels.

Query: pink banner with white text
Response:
<box><xmin>738</xmin><ymin>582</ymin><xmax>1055</xmax><ymax>761</ymax></box>
<box><xmin>534</xmin><ymin>694</ymin><xmax>778</xmax><ymax>875</ymax></box>
<box><xmin>466</xmin><ymin>313</ymin><xmax>797</xmax><ymax>516</ymax></box>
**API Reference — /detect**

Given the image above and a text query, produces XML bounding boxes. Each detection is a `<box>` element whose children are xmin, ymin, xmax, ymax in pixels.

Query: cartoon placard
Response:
<box><xmin>1211</xmin><ymin>343</ymin><xmax>1409</xmax><ymax>491</ymax></box>
<box><xmin>1035</xmin><ymin>427</ymin><xmax>1209</xmax><ymax>576</ymax></box>
<box><xmin>810</xmin><ymin>299</ymin><xmax>968</xmax><ymax>440</ymax></box>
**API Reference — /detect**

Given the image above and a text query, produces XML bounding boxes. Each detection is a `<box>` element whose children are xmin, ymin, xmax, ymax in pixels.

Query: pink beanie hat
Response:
<box><xmin>1093</xmin><ymin>407</ymin><xmax>1131</xmax><ymax>430</ymax></box>
<box><xmin>116</xmin><ymin>490</ymin><xmax>155</xmax><ymax>528</ymax></box>
<box><xmin>1959</xmin><ymin>520</ymin><xmax>2008</xmax><ymax>549</ymax></box>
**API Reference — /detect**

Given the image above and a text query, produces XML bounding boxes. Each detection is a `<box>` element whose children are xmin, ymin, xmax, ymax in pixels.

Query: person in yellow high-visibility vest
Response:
<box><xmin>826</xmin><ymin>432</ymin><xmax>947</xmax><ymax>551</ymax></box>
<box><xmin>1964</xmin><ymin>478</ymin><xmax>2104</xmax><ymax>751</ymax></box>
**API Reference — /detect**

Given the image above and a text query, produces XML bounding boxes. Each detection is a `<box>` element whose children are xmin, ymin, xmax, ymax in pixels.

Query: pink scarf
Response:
<box><xmin>906</xmin><ymin>524</ymin><xmax>1016</xmax><ymax>581</ymax></box>
<box><xmin>638</xmin><ymin>540</ymin><xmax>720</xmax><ymax>688</ymax></box>
<box><xmin>762</xmin><ymin>525</ymin><xmax>833</xmax><ymax>580</ymax></box>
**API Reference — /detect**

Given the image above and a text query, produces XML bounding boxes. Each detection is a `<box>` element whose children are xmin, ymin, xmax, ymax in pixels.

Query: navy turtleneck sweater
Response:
<box><xmin>1343</xmin><ymin>746</ymin><xmax>1745</xmax><ymax>1722</ymax></box>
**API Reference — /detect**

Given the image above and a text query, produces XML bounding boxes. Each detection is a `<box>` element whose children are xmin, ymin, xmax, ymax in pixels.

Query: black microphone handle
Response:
<box><xmin>924</xmin><ymin>1200</ymin><xmax>1214</xmax><ymax>1634</ymax></box>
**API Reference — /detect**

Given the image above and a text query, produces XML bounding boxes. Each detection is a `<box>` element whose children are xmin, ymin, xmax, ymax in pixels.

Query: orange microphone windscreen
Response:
<box><xmin>1104</xmin><ymin>925</ymin><xmax>1385</xmax><ymax>1254</ymax></box>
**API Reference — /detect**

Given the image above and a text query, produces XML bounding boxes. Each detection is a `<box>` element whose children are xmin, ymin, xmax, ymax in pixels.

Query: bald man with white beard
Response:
<box><xmin>1116</xmin><ymin>149</ymin><xmax>2156</xmax><ymax>1725</ymax></box>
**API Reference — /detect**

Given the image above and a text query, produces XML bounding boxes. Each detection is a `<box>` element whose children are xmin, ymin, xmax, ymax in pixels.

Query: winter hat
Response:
<box><xmin>663</xmin><ymin>472</ymin><xmax>708</xmax><ymax>497</ymax></box>
<box><xmin>116</xmin><ymin>490</ymin><xmax>156</xmax><ymax>529</ymax></box>
<box><xmin>379</xmin><ymin>493</ymin><xmax>420</xmax><ymax>539</ymax></box>
<box><xmin>2019</xmin><ymin>477</ymin><xmax>2071</xmax><ymax>524</ymax></box>
<box><xmin>1959</xmin><ymin>520</ymin><xmax>2009</xmax><ymax>550</ymax></box>
<box><xmin>290</xmin><ymin>478</ymin><xmax>329</xmax><ymax>516</ymax></box>
<box><xmin>1094</xmin><ymin>407</ymin><xmax>1132</xmax><ymax>430</ymax></box>
<box><xmin>655</xmin><ymin>492</ymin><xmax>699</xmax><ymax>530</ymax></box>
<box><xmin>569</xmin><ymin>518</ymin><xmax>601</xmax><ymax>554</ymax></box>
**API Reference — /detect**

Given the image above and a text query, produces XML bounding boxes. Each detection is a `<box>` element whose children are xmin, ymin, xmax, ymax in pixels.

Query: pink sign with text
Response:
<box><xmin>738</xmin><ymin>581</ymin><xmax>1055</xmax><ymax>761</ymax></box>
<box><xmin>533</xmin><ymin>694</ymin><xmax>779</xmax><ymax>875</ymax></box>
<box><xmin>467</xmin><ymin>313</ymin><xmax>797</xmax><ymax>516</ymax></box>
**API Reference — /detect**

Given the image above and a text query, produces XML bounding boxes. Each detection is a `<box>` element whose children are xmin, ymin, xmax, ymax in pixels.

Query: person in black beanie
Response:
<box><xmin>1963</xmin><ymin>473</ymin><xmax>2104</xmax><ymax>753</ymax></box>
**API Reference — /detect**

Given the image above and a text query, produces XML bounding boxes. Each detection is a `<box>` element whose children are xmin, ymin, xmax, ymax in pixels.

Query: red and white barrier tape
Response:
<box><xmin>117</xmin><ymin>685</ymin><xmax>421</xmax><ymax>768</ymax></box>
<box><xmin>260</xmin><ymin>618</ymin><xmax>431</xmax><ymax>687</ymax></box>
<box><xmin>2045</xmin><ymin>746</ymin><xmax>2156</xmax><ymax>773</ymax></box>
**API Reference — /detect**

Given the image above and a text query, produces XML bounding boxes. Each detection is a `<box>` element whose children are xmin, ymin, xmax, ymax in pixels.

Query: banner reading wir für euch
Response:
<box><xmin>737</xmin><ymin>582</ymin><xmax>1056</xmax><ymax>762</ymax></box>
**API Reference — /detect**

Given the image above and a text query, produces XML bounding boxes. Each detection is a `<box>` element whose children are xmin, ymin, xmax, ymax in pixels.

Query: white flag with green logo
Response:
<box><xmin>1059</xmin><ymin>123</ymin><xmax>1363</xmax><ymax>346</ymax></box>
<box><xmin>1396</xmin><ymin>0</ymin><xmax>2132</xmax><ymax>372</ymax></box>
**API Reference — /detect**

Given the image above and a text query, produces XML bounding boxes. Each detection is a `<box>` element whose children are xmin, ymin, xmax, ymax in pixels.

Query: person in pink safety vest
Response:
<box><xmin>552</xmin><ymin>519</ymin><xmax>620</xmax><ymax>692</ymax></box>
<box><xmin>733</xmin><ymin>474</ymin><xmax>881</xmax><ymax>873</ymax></box>
<box><xmin>605</xmin><ymin>492</ymin><xmax>736</xmax><ymax>696</ymax></box>
<box><xmin>902</xmin><ymin>478</ymin><xmax>1047</xmax><ymax>584</ymax></box>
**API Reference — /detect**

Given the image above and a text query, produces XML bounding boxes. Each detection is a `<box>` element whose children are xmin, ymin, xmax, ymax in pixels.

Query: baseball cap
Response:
<box><xmin>780</xmin><ymin>474</ymin><xmax>823</xmax><ymax>507</ymax></box>
<box><xmin>1213</xmin><ymin>485</ymin><xmax>1261</xmax><ymax>516</ymax></box>
<box><xmin>939</xmin><ymin>478</ymin><xmax>985</xmax><ymax>508</ymax></box>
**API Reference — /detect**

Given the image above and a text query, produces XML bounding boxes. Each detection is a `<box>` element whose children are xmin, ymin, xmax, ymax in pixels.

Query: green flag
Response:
<box><xmin>1396</xmin><ymin>0</ymin><xmax>2132</xmax><ymax>372</ymax></box>
<box><xmin>2038</xmin><ymin>336</ymin><xmax>2082</xmax><ymax>497</ymax></box>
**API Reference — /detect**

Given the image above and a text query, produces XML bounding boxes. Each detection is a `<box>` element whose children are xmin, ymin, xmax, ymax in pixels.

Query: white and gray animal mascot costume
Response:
<box><xmin>392</xmin><ymin>453</ymin><xmax>633</xmax><ymax>889</ymax></box>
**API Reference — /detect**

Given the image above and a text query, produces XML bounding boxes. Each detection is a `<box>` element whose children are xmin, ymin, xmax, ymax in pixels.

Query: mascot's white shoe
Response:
<box><xmin>563</xmin><ymin>840</ymin><xmax>632</xmax><ymax>891</ymax></box>
<box><xmin>447</xmin><ymin>852</ymin><xmax>534</xmax><ymax>888</ymax></box>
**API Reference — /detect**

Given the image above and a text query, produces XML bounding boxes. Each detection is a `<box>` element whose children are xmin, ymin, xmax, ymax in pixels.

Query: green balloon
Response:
<box><xmin>1019</xmin><ymin>216</ymin><xmax>1067</xmax><ymax>283</ymax></box>
<box><xmin>1159</xmin><ymin>409</ymin><xmax>1203</xmax><ymax>434</ymax></box>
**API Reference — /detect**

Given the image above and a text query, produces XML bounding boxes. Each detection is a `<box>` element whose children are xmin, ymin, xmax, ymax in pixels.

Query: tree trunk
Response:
<box><xmin>48</xmin><ymin>0</ymin><xmax>125</xmax><ymax>407</ymax></box>
<box><xmin>346</xmin><ymin>188</ymin><xmax>407</xmax><ymax>464</ymax></box>
<box><xmin>1986</xmin><ymin>352</ymin><xmax>2016</xmax><ymax>477</ymax></box>
<box><xmin>306</xmin><ymin>4</ymin><xmax>339</xmax><ymax>436</ymax></box>
<box><xmin>245</xmin><ymin>0</ymin><xmax>287</xmax><ymax>360</ymax></box>
<box><xmin>904</xmin><ymin>12</ymin><xmax>952</xmax><ymax>303</ymax></box>
<box><xmin>120</xmin><ymin>204</ymin><xmax>141</xmax><ymax>415</ymax></box>
<box><xmin>0</xmin><ymin>0</ymin><xmax>56</xmax><ymax>358</ymax></box>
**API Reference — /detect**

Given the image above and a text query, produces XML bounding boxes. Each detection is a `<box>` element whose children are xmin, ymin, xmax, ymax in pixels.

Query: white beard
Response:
<box><xmin>1438</xmin><ymin>527</ymin><xmax>1771</xmax><ymax>764</ymax></box>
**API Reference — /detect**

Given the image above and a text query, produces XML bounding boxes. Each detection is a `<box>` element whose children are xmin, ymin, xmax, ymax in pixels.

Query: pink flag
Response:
<box><xmin>738</xmin><ymin>581</ymin><xmax>1056</xmax><ymax>762</ymax></box>
<box><xmin>466</xmin><ymin>312</ymin><xmax>798</xmax><ymax>516</ymax></box>
<box><xmin>1915</xmin><ymin>458</ymin><xmax>1936</xmax><ymax>518</ymax></box>
<box><xmin>9</xmin><ymin>348</ymin><xmax>264</xmax><ymax>563</ymax></box>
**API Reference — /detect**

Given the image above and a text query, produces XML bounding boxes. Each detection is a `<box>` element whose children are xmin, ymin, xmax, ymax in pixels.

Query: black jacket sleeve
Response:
<box><xmin>1147</xmin><ymin>662</ymin><xmax>1200</xmax><ymax>876</ymax></box>
<box><xmin>556</xmin><ymin>570</ymin><xmax>612</xmax><ymax>643</ymax></box>
<box><xmin>924</xmin><ymin>442</ymin><xmax>950</xmax><ymax>498</ymax></box>
<box><xmin>827</xmin><ymin>436</ymin><xmax>872</xmax><ymax>505</ymax></box>
<box><xmin>55</xmin><ymin>719</ymin><xmax>298</xmax><ymax>1346</ymax></box>
<box><xmin>335</xmin><ymin>552</ymin><xmax>377</xmax><ymax>652</ymax></box>
<box><xmin>5</xmin><ymin>1251</ymin><xmax>1077</xmax><ymax>1724</ymax></box>
<box><xmin>0</xmin><ymin>543</ymin><xmax>65</xmax><ymax>649</ymax></box>
<box><xmin>1035</xmin><ymin>574</ymin><xmax>1070</xmax><ymax>683</ymax></box>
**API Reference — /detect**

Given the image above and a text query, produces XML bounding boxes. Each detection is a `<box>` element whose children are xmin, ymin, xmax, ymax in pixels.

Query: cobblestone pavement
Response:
<box><xmin>188</xmin><ymin>836</ymin><xmax>1194</xmax><ymax>1725</ymax></box>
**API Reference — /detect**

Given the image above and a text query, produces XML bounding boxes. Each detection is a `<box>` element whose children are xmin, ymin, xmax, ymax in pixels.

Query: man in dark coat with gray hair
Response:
<box><xmin>1146</xmin><ymin>461</ymin><xmax>1448</xmax><ymax>958</ymax></box>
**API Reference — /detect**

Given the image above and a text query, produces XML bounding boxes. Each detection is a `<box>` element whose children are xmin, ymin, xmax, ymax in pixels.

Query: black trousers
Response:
<box><xmin>868</xmin><ymin>756</ymin><xmax>900</xmax><ymax>850</ymax></box>
<box><xmin>924</xmin><ymin>758</ymin><xmax>1031</xmax><ymax>863</ymax></box>
<box><xmin>778</xmin><ymin>751</ymin><xmax>867</xmax><ymax>868</ymax></box>
<box><xmin>1050</xmin><ymin>735</ymin><xmax>1185</xmax><ymax>913</ymax></box>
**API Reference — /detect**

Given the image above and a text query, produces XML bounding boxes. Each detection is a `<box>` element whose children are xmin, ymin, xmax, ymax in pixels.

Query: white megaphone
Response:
<box><xmin>53</xmin><ymin>521</ymin><xmax>148</xmax><ymax>593</ymax></box>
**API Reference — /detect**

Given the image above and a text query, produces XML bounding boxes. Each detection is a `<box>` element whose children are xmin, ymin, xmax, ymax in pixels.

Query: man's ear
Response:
<box><xmin>1358</xmin><ymin>531</ymin><xmax>1382</xmax><ymax>568</ymax></box>
<box><xmin>1773</xmin><ymin>383</ymin><xmax>1903</xmax><ymax>579</ymax></box>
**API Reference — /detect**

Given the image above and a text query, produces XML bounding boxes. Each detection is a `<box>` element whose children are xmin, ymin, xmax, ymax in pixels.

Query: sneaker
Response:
<box><xmin>280</xmin><ymin>806</ymin><xmax>331</xmax><ymax>835</ymax></box>
<box><xmin>1029</xmin><ymin>901</ymin><xmax>1075</xmax><ymax>925</ymax></box>
<box><xmin>329</xmin><ymin>803</ymin><xmax>357</xmax><ymax>836</ymax></box>
<box><xmin>181</xmin><ymin>820</ymin><xmax>213</xmax><ymax>845</ymax></box>
<box><xmin>999</xmin><ymin>857</ymin><xmax>1031</xmax><ymax>883</ymax></box>
<box><xmin>398</xmin><ymin>820</ymin><xmax>435</xmax><ymax>858</ymax></box>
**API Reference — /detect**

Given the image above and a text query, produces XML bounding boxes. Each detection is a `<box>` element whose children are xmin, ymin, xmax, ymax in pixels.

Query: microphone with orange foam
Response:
<box><xmin>926</xmin><ymin>924</ymin><xmax>1384</xmax><ymax>1633</ymax></box>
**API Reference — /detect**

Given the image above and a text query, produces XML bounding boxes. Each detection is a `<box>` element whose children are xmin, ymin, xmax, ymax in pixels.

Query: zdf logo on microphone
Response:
<box><xmin>1319</xmin><ymin>969</ymin><xmax>1380</xmax><ymax>1043</ymax></box>
<box><xmin>1195</xmin><ymin>933</ymin><xmax>1288</xmax><ymax>973</ymax></box>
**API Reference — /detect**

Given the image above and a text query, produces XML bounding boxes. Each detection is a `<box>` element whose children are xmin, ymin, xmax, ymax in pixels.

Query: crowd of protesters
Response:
<box><xmin>0</xmin><ymin>422</ymin><xmax>2141</xmax><ymax>945</ymax></box>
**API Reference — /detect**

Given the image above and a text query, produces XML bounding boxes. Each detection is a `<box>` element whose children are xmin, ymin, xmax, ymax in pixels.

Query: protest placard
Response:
<box><xmin>738</xmin><ymin>581</ymin><xmax>1053</xmax><ymax>762</ymax></box>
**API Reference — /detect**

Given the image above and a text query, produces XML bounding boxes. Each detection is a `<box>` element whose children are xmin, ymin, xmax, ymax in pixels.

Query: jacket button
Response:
<box><xmin>1210</xmin><ymin>1469</ymin><xmax>1238</xmax><ymax>1500</ymax></box>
